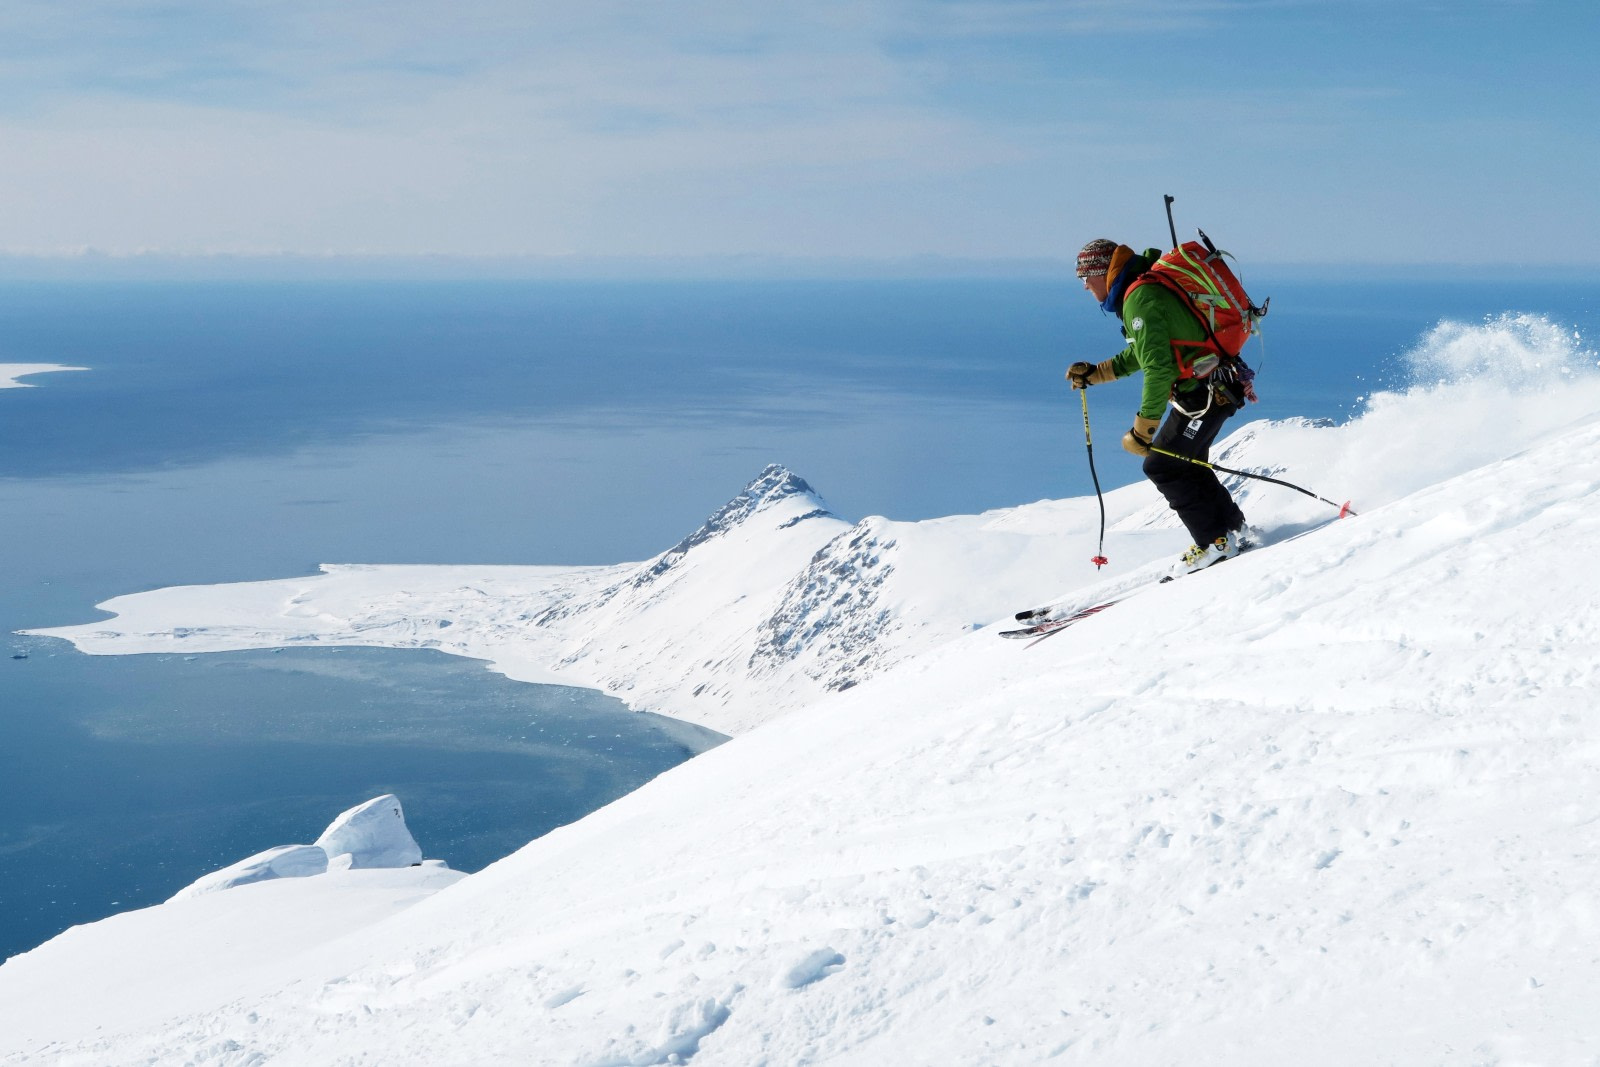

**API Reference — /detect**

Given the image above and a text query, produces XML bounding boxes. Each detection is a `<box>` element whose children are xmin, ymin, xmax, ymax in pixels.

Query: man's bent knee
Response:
<box><xmin>1143</xmin><ymin>452</ymin><xmax>1186</xmax><ymax>480</ymax></box>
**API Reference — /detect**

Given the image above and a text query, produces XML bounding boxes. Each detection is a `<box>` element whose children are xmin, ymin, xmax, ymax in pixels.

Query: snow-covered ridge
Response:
<box><xmin>27</xmin><ymin>458</ymin><xmax>1110</xmax><ymax>734</ymax></box>
<box><xmin>5</xmin><ymin>314</ymin><xmax>1600</xmax><ymax>1063</ymax></box>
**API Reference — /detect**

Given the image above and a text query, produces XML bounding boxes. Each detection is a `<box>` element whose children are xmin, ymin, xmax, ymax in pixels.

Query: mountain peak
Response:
<box><xmin>532</xmin><ymin>465</ymin><xmax>845</xmax><ymax>622</ymax></box>
<box><xmin>642</xmin><ymin>466</ymin><xmax>834</xmax><ymax>579</ymax></box>
<box><xmin>739</xmin><ymin>464</ymin><xmax>827</xmax><ymax>513</ymax></box>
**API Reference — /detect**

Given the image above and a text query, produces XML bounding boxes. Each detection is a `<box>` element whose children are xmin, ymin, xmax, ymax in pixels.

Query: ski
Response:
<box><xmin>1007</xmin><ymin>547</ymin><xmax>1238</xmax><ymax>632</ymax></box>
<box><xmin>1011</xmin><ymin>560</ymin><xmax>1180</xmax><ymax>625</ymax></box>
<box><xmin>1002</xmin><ymin>514</ymin><xmax>1346</xmax><ymax>642</ymax></box>
<box><xmin>999</xmin><ymin>599</ymin><xmax>1124</xmax><ymax>639</ymax></box>
<box><xmin>998</xmin><ymin>553</ymin><xmax>1239</xmax><ymax>641</ymax></box>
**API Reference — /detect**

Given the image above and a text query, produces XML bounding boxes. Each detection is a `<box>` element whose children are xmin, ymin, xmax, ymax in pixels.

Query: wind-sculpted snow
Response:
<box><xmin>9</xmin><ymin>314</ymin><xmax>1600</xmax><ymax>1064</ymax></box>
<box><xmin>170</xmin><ymin>795</ymin><xmax>432</xmax><ymax>900</ymax></box>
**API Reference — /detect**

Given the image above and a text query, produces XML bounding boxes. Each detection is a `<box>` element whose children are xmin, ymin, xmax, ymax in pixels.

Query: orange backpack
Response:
<box><xmin>1128</xmin><ymin>231</ymin><xmax>1268</xmax><ymax>380</ymax></box>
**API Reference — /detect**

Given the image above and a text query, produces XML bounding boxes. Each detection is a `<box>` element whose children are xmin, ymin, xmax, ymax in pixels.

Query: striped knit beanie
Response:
<box><xmin>1075</xmin><ymin>238</ymin><xmax>1118</xmax><ymax>278</ymax></box>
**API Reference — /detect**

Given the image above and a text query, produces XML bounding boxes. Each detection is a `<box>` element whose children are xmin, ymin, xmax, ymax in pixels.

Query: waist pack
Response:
<box><xmin>1128</xmin><ymin>231</ymin><xmax>1268</xmax><ymax>381</ymax></box>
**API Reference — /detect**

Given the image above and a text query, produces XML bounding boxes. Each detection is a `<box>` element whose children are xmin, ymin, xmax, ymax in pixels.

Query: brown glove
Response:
<box><xmin>1121</xmin><ymin>413</ymin><xmax>1160</xmax><ymax>456</ymax></box>
<box><xmin>1066</xmin><ymin>359</ymin><xmax>1118</xmax><ymax>390</ymax></box>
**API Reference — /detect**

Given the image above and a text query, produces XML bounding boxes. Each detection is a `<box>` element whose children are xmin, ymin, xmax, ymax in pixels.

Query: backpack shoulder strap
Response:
<box><xmin>1129</xmin><ymin>266</ymin><xmax>1223</xmax><ymax>352</ymax></box>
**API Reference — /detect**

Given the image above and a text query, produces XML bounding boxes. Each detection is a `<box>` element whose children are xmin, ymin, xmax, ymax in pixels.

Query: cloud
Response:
<box><xmin>0</xmin><ymin>1</ymin><xmax>1048</xmax><ymax>256</ymax></box>
<box><xmin>890</xmin><ymin>0</ymin><xmax>1249</xmax><ymax>37</ymax></box>
<box><xmin>0</xmin><ymin>0</ymin><xmax>1591</xmax><ymax>263</ymax></box>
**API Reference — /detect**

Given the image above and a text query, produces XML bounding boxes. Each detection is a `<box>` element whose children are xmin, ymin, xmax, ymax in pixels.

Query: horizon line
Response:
<box><xmin>0</xmin><ymin>251</ymin><xmax>1589</xmax><ymax>283</ymax></box>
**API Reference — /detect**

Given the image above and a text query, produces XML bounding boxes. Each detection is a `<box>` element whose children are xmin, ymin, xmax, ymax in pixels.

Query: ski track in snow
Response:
<box><xmin>6</xmin><ymin>316</ymin><xmax>1600</xmax><ymax>1064</ymax></box>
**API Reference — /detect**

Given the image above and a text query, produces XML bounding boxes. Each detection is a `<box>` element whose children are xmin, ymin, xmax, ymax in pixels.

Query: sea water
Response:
<box><xmin>1</xmin><ymin>275</ymin><xmax>1593</xmax><ymax>960</ymax></box>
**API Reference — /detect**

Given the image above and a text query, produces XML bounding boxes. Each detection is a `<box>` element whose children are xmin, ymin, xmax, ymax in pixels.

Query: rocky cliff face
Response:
<box><xmin>535</xmin><ymin>466</ymin><xmax>918</xmax><ymax>710</ymax></box>
<box><xmin>751</xmin><ymin>517</ymin><xmax>901</xmax><ymax>694</ymax></box>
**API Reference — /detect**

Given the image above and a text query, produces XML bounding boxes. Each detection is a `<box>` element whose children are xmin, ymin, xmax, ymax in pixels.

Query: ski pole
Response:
<box><xmin>1148</xmin><ymin>446</ymin><xmax>1356</xmax><ymax>517</ymax></box>
<box><xmin>1163</xmin><ymin>194</ymin><xmax>1179</xmax><ymax>249</ymax></box>
<box><xmin>1080</xmin><ymin>389</ymin><xmax>1110</xmax><ymax>567</ymax></box>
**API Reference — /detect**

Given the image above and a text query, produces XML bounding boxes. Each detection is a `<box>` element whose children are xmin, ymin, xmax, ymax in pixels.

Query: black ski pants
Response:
<box><xmin>1142</xmin><ymin>398</ymin><xmax>1245</xmax><ymax>546</ymax></box>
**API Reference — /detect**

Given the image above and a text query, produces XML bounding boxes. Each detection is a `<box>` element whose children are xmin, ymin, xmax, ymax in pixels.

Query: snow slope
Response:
<box><xmin>5</xmin><ymin>314</ymin><xmax>1600</xmax><ymax>1065</ymax></box>
<box><xmin>0</xmin><ymin>865</ymin><xmax>464</xmax><ymax>1050</ymax></box>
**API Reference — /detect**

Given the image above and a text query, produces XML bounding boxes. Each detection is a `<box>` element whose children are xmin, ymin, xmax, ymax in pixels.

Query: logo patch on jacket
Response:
<box><xmin>1130</xmin><ymin>317</ymin><xmax>1144</xmax><ymax>331</ymax></box>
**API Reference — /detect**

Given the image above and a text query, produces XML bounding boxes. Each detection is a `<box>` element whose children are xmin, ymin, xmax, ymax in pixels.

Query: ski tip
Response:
<box><xmin>1338</xmin><ymin>501</ymin><xmax>1356</xmax><ymax>519</ymax></box>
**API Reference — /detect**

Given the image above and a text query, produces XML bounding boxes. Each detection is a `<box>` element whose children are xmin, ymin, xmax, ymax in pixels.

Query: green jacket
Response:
<box><xmin>1106</xmin><ymin>248</ymin><xmax>1210</xmax><ymax>420</ymax></box>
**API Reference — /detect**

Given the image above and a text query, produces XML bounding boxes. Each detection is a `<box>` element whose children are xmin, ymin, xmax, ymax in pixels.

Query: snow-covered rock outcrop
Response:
<box><xmin>751</xmin><ymin>517</ymin><xmax>899</xmax><ymax>693</ymax></box>
<box><xmin>170</xmin><ymin>795</ymin><xmax>431</xmax><ymax>901</ymax></box>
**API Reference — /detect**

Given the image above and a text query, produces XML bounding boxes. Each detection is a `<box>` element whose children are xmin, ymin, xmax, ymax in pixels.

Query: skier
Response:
<box><xmin>1066</xmin><ymin>238</ymin><xmax>1248</xmax><ymax>572</ymax></box>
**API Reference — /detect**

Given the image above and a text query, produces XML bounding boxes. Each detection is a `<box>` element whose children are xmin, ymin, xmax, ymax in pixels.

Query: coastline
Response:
<box><xmin>0</xmin><ymin>363</ymin><xmax>88</xmax><ymax>389</ymax></box>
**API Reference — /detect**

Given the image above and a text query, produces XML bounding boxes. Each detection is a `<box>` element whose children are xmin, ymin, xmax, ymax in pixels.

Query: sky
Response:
<box><xmin>0</xmin><ymin>0</ymin><xmax>1594</xmax><ymax>269</ymax></box>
